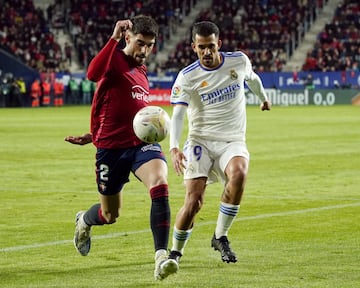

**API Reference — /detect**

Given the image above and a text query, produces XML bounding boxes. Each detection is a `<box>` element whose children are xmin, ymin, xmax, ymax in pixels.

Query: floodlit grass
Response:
<box><xmin>0</xmin><ymin>105</ymin><xmax>359</xmax><ymax>288</ymax></box>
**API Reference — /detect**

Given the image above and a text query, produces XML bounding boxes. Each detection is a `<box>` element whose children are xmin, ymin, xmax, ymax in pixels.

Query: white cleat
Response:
<box><xmin>73</xmin><ymin>211</ymin><xmax>91</xmax><ymax>256</ymax></box>
<box><xmin>154</xmin><ymin>254</ymin><xmax>178</xmax><ymax>280</ymax></box>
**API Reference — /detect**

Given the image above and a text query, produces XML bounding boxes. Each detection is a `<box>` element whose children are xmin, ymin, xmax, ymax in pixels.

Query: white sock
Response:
<box><xmin>155</xmin><ymin>249</ymin><xmax>167</xmax><ymax>260</ymax></box>
<box><xmin>79</xmin><ymin>213</ymin><xmax>89</xmax><ymax>228</ymax></box>
<box><xmin>215</xmin><ymin>202</ymin><xmax>240</xmax><ymax>239</ymax></box>
<box><xmin>171</xmin><ymin>226</ymin><xmax>192</xmax><ymax>255</ymax></box>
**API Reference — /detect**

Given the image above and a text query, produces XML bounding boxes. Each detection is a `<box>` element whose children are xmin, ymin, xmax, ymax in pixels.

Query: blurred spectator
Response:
<box><xmin>30</xmin><ymin>78</ymin><xmax>41</xmax><ymax>107</ymax></box>
<box><xmin>0</xmin><ymin>73</ymin><xmax>23</xmax><ymax>107</ymax></box>
<box><xmin>304</xmin><ymin>74</ymin><xmax>314</xmax><ymax>90</ymax></box>
<box><xmin>9</xmin><ymin>76</ymin><xmax>22</xmax><ymax>107</ymax></box>
<box><xmin>292</xmin><ymin>66</ymin><xmax>300</xmax><ymax>83</ymax></box>
<box><xmin>53</xmin><ymin>78</ymin><xmax>64</xmax><ymax>106</ymax></box>
<box><xmin>64</xmin><ymin>42</ymin><xmax>72</xmax><ymax>66</ymax></box>
<box><xmin>41</xmin><ymin>78</ymin><xmax>51</xmax><ymax>106</ymax></box>
<box><xmin>80</xmin><ymin>77</ymin><xmax>92</xmax><ymax>105</ymax></box>
<box><xmin>0</xmin><ymin>76</ymin><xmax>11</xmax><ymax>107</ymax></box>
<box><xmin>303</xmin><ymin>50</ymin><xmax>319</xmax><ymax>71</ymax></box>
<box><xmin>67</xmin><ymin>76</ymin><xmax>80</xmax><ymax>104</ymax></box>
<box><xmin>15</xmin><ymin>77</ymin><xmax>28</xmax><ymax>107</ymax></box>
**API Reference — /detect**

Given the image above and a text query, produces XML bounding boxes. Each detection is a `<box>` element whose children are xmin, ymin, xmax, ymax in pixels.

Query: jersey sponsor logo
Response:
<box><xmin>141</xmin><ymin>144</ymin><xmax>161</xmax><ymax>152</ymax></box>
<box><xmin>131</xmin><ymin>85</ymin><xmax>150</xmax><ymax>102</ymax></box>
<box><xmin>200</xmin><ymin>81</ymin><xmax>208</xmax><ymax>87</ymax></box>
<box><xmin>200</xmin><ymin>83</ymin><xmax>241</xmax><ymax>104</ymax></box>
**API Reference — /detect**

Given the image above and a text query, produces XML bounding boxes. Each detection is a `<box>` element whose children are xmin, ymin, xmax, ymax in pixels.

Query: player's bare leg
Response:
<box><xmin>169</xmin><ymin>178</ymin><xmax>207</xmax><ymax>264</ymax></box>
<box><xmin>212</xmin><ymin>156</ymin><xmax>248</xmax><ymax>263</ymax></box>
<box><xmin>74</xmin><ymin>194</ymin><xmax>120</xmax><ymax>256</ymax></box>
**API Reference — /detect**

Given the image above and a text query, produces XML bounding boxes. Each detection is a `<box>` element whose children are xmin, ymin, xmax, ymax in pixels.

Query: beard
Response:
<box><xmin>202</xmin><ymin>56</ymin><xmax>214</xmax><ymax>67</ymax></box>
<box><xmin>135</xmin><ymin>54</ymin><xmax>146</xmax><ymax>65</ymax></box>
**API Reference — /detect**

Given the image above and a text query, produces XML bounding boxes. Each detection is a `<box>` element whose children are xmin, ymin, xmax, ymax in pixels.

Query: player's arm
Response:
<box><xmin>246</xmin><ymin>71</ymin><xmax>271</xmax><ymax>111</ymax></box>
<box><xmin>243</xmin><ymin>54</ymin><xmax>271</xmax><ymax>111</ymax></box>
<box><xmin>64</xmin><ymin>133</ymin><xmax>92</xmax><ymax>145</ymax></box>
<box><xmin>169</xmin><ymin>104</ymin><xmax>187</xmax><ymax>175</ymax></box>
<box><xmin>87</xmin><ymin>20</ymin><xmax>132</xmax><ymax>82</ymax></box>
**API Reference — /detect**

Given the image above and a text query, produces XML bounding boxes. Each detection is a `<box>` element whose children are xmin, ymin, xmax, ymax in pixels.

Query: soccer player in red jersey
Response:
<box><xmin>65</xmin><ymin>15</ymin><xmax>177</xmax><ymax>280</ymax></box>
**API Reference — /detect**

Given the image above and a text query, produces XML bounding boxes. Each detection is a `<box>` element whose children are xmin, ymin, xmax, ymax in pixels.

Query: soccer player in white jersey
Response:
<box><xmin>168</xmin><ymin>21</ymin><xmax>271</xmax><ymax>266</ymax></box>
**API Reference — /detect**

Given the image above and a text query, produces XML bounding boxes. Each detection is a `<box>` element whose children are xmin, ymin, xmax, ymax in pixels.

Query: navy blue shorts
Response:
<box><xmin>95</xmin><ymin>143</ymin><xmax>166</xmax><ymax>195</ymax></box>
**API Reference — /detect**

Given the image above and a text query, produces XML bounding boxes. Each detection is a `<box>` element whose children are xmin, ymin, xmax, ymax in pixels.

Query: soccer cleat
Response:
<box><xmin>154</xmin><ymin>253</ymin><xmax>179</xmax><ymax>280</ymax></box>
<box><xmin>168</xmin><ymin>250</ymin><xmax>182</xmax><ymax>264</ymax></box>
<box><xmin>211</xmin><ymin>234</ymin><xmax>237</xmax><ymax>263</ymax></box>
<box><xmin>74</xmin><ymin>211</ymin><xmax>91</xmax><ymax>256</ymax></box>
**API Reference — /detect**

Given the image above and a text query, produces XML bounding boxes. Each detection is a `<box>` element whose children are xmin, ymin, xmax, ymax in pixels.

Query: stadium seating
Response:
<box><xmin>161</xmin><ymin>0</ymin><xmax>326</xmax><ymax>72</ymax></box>
<box><xmin>0</xmin><ymin>0</ymin><xmax>66</xmax><ymax>72</ymax></box>
<box><xmin>66</xmin><ymin>0</ymin><xmax>195</xmax><ymax>69</ymax></box>
<box><xmin>302</xmin><ymin>0</ymin><xmax>360</xmax><ymax>72</ymax></box>
<box><xmin>0</xmin><ymin>0</ymin><xmax>358</xmax><ymax>75</ymax></box>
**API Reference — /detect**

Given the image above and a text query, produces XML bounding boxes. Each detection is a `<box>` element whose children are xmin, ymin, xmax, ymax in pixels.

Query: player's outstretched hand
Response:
<box><xmin>170</xmin><ymin>148</ymin><xmax>186</xmax><ymax>176</ymax></box>
<box><xmin>64</xmin><ymin>133</ymin><xmax>92</xmax><ymax>145</ymax></box>
<box><xmin>261</xmin><ymin>100</ymin><xmax>271</xmax><ymax>111</ymax></box>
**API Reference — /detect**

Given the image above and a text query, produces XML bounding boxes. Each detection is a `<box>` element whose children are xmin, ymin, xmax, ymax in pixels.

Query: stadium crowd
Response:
<box><xmin>162</xmin><ymin>0</ymin><xmax>326</xmax><ymax>72</ymax></box>
<box><xmin>0</xmin><ymin>0</ymin><xmax>359</xmax><ymax>107</ymax></box>
<box><xmin>0</xmin><ymin>0</ymin><xmax>69</xmax><ymax>73</ymax></box>
<box><xmin>66</xmin><ymin>0</ymin><xmax>194</xmax><ymax>69</ymax></box>
<box><xmin>2</xmin><ymin>0</ymin><xmax>359</xmax><ymax>74</ymax></box>
<box><xmin>302</xmin><ymin>0</ymin><xmax>360</xmax><ymax>72</ymax></box>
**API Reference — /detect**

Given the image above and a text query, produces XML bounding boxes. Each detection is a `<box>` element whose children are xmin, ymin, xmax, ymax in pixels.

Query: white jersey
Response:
<box><xmin>170</xmin><ymin>51</ymin><xmax>254</xmax><ymax>142</ymax></box>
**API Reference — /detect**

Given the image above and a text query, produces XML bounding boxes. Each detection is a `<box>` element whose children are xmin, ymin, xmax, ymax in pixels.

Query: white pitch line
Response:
<box><xmin>1</xmin><ymin>202</ymin><xmax>359</xmax><ymax>253</ymax></box>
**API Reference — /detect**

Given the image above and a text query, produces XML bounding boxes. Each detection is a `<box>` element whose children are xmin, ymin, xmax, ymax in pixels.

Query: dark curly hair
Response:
<box><xmin>130</xmin><ymin>15</ymin><xmax>158</xmax><ymax>38</ymax></box>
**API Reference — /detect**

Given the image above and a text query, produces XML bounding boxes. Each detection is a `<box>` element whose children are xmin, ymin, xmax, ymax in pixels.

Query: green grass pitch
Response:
<box><xmin>0</xmin><ymin>105</ymin><xmax>359</xmax><ymax>288</ymax></box>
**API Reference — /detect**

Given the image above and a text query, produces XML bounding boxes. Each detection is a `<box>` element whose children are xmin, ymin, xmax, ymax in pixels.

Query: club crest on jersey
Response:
<box><xmin>99</xmin><ymin>182</ymin><xmax>107</xmax><ymax>193</ymax></box>
<box><xmin>230</xmin><ymin>69</ymin><xmax>238</xmax><ymax>80</ymax></box>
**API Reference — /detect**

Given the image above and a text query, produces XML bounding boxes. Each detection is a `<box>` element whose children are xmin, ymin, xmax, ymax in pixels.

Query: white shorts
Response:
<box><xmin>183</xmin><ymin>138</ymin><xmax>250</xmax><ymax>184</ymax></box>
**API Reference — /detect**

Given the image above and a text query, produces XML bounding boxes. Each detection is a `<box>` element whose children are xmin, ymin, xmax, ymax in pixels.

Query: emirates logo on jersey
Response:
<box><xmin>131</xmin><ymin>85</ymin><xmax>150</xmax><ymax>103</ymax></box>
<box><xmin>200</xmin><ymin>83</ymin><xmax>241</xmax><ymax>104</ymax></box>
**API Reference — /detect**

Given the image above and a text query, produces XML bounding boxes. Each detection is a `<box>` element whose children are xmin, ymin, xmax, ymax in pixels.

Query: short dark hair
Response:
<box><xmin>192</xmin><ymin>21</ymin><xmax>220</xmax><ymax>41</ymax></box>
<box><xmin>130</xmin><ymin>15</ymin><xmax>158</xmax><ymax>38</ymax></box>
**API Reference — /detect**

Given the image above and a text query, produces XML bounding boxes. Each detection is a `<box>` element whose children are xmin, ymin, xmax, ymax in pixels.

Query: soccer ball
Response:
<box><xmin>133</xmin><ymin>106</ymin><xmax>170</xmax><ymax>144</ymax></box>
